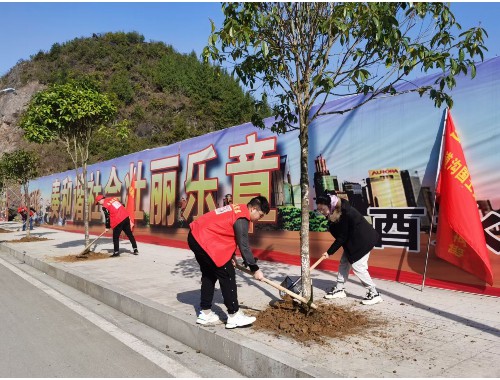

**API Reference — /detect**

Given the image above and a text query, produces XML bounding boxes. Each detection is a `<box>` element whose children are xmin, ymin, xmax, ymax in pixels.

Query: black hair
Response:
<box><xmin>247</xmin><ymin>196</ymin><xmax>270</xmax><ymax>214</ymax></box>
<box><xmin>315</xmin><ymin>194</ymin><xmax>331</xmax><ymax>206</ymax></box>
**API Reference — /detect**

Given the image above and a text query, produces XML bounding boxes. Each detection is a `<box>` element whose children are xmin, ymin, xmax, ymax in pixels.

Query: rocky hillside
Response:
<box><xmin>0</xmin><ymin>31</ymin><xmax>270</xmax><ymax>176</ymax></box>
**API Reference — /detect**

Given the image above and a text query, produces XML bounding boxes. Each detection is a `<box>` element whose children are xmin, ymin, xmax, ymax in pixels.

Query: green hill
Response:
<box><xmin>0</xmin><ymin>31</ymin><xmax>270</xmax><ymax>175</ymax></box>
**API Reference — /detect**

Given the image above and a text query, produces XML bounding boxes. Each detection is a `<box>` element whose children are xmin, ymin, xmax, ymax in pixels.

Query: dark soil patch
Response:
<box><xmin>0</xmin><ymin>228</ymin><xmax>13</xmax><ymax>233</ymax></box>
<box><xmin>253</xmin><ymin>298</ymin><xmax>385</xmax><ymax>345</ymax></box>
<box><xmin>52</xmin><ymin>251</ymin><xmax>111</xmax><ymax>262</ymax></box>
<box><xmin>8</xmin><ymin>236</ymin><xmax>50</xmax><ymax>243</ymax></box>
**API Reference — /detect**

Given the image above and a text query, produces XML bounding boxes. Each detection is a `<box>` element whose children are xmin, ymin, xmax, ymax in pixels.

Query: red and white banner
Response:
<box><xmin>435</xmin><ymin>109</ymin><xmax>493</xmax><ymax>285</ymax></box>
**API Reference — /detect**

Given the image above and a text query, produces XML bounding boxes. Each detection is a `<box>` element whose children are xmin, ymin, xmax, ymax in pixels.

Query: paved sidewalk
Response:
<box><xmin>0</xmin><ymin>222</ymin><xmax>499</xmax><ymax>378</ymax></box>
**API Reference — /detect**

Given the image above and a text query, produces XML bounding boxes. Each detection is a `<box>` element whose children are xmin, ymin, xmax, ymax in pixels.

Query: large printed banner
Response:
<box><xmin>14</xmin><ymin>58</ymin><xmax>500</xmax><ymax>296</ymax></box>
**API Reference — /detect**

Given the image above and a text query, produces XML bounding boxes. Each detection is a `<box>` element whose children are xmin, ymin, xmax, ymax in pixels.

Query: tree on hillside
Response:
<box><xmin>0</xmin><ymin>162</ymin><xmax>6</xmax><ymax>220</ymax></box>
<box><xmin>20</xmin><ymin>79</ymin><xmax>118</xmax><ymax>247</ymax></box>
<box><xmin>203</xmin><ymin>2</ymin><xmax>487</xmax><ymax>299</ymax></box>
<box><xmin>0</xmin><ymin>150</ymin><xmax>39</xmax><ymax>237</ymax></box>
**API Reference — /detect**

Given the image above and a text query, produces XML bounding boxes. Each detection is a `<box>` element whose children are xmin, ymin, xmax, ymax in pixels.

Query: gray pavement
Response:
<box><xmin>0</xmin><ymin>222</ymin><xmax>499</xmax><ymax>378</ymax></box>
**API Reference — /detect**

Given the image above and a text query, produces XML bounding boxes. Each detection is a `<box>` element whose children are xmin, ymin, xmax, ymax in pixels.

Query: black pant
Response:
<box><xmin>113</xmin><ymin>217</ymin><xmax>137</xmax><ymax>253</ymax></box>
<box><xmin>188</xmin><ymin>231</ymin><xmax>239</xmax><ymax>314</ymax></box>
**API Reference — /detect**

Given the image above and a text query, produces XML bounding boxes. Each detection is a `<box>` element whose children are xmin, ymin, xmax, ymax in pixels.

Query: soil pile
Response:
<box><xmin>53</xmin><ymin>251</ymin><xmax>110</xmax><ymax>262</ymax></box>
<box><xmin>253</xmin><ymin>298</ymin><xmax>385</xmax><ymax>345</ymax></box>
<box><xmin>8</xmin><ymin>236</ymin><xmax>49</xmax><ymax>243</ymax></box>
<box><xmin>0</xmin><ymin>228</ymin><xmax>12</xmax><ymax>233</ymax></box>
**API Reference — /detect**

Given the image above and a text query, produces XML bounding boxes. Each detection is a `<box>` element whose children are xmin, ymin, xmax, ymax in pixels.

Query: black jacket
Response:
<box><xmin>326</xmin><ymin>200</ymin><xmax>380</xmax><ymax>264</ymax></box>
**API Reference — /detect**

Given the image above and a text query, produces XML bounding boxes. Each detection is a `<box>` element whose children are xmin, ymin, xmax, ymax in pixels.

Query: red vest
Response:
<box><xmin>190</xmin><ymin>204</ymin><xmax>251</xmax><ymax>267</ymax></box>
<box><xmin>102</xmin><ymin>197</ymin><xmax>130</xmax><ymax>228</ymax></box>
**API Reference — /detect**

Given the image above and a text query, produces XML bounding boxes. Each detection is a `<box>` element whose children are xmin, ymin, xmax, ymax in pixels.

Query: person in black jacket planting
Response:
<box><xmin>316</xmin><ymin>192</ymin><xmax>382</xmax><ymax>305</ymax></box>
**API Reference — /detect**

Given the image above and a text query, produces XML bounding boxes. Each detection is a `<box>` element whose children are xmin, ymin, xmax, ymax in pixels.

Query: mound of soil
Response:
<box><xmin>53</xmin><ymin>251</ymin><xmax>111</xmax><ymax>262</ymax></box>
<box><xmin>8</xmin><ymin>236</ymin><xmax>50</xmax><ymax>243</ymax></box>
<box><xmin>0</xmin><ymin>228</ymin><xmax>14</xmax><ymax>233</ymax></box>
<box><xmin>253</xmin><ymin>298</ymin><xmax>385</xmax><ymax>345</ymax></box>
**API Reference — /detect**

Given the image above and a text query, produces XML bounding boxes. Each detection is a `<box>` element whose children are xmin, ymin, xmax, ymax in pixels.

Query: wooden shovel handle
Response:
<box><xmin>310</xmin><ymin>255</ymin><xmax>327</xmax><ymax>271</ymax></box>
<box><xmin>80</xmin><ymin>230</ymin><xmax>107</xmax><ymax>254</ymax></box>
<box><xmin>235</xmin><ymin>264</ymin><xmax>318</xmax><ymax>309</ymax></box>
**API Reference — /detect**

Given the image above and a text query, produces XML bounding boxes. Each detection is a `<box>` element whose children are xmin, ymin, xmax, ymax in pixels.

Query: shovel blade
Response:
<box><xmin>279</xmin><ymin>276</ymin><xmax>301</xmax><ymax>298</ymax></box>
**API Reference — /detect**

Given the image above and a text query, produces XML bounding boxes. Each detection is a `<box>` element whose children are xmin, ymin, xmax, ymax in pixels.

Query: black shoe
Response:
<box><xmin>111</xmin><ymin>252</ymin><xmax>120</xmax><ymax>257</ymax></box>
<box><xmin>132</xmin><ymin>249</ymin><xmax>139</xmax><ymax>255</ymax></box>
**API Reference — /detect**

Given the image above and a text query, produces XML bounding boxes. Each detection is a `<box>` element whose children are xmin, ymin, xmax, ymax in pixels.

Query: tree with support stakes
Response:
<box><xmin>203</xmin><ymin>2</ymin><xmax>487</xmax><ymax>299</ymax></box>
<box><xmin>0</xmin><ymin>150</ymin><xmax>39</xmax><ymax>238</ymax></box>
<box><xmin>20</xmin><ymin>78</ymin><xmax>118</xmax><ymax>247</ymax></box>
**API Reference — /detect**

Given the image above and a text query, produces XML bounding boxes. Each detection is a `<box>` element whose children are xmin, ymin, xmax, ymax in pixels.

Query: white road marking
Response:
<box><xmin>0</xmin><ymin>256</ymin><xmax>198</xmax><ymax>378</ymax></box>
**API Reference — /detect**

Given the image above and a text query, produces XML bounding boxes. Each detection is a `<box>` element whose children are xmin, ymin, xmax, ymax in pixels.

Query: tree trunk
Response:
<box><xmin>24</xmin><ymin>183</ymin><xmax>31</xmax><ymax>238</ymax></box>
<box><xmin>83</xmin><ymin>162</ymin><xmax>89</xmax><ymax>246</ymax></box>
<box><xmin>299</xmin><ymin>114</ymin><xmax>312</xmax><ymax>299</ymax></box>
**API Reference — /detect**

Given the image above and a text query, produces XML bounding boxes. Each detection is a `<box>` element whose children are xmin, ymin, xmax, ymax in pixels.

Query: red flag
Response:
<box><xmin>435</xmin><ymin>109</ymin><xmax>493</xmax><ymax>285</ymax></box>
<box><xmin>126</xmin><ymin>171</ymin><xmax>136</xmax><ymax>230</ymax></box>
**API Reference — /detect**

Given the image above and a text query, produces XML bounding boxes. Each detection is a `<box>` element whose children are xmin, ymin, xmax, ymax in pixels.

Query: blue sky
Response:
<box><xmin>1</xmin><ymin>2</ymin><xmax>500</xmax><ymax>81</ymax></box>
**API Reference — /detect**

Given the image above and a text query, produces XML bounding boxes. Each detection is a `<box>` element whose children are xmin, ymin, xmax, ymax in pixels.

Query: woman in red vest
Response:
<box><xmin>95</xmin><ymin>194</ymin><xmax>139</xmax><ymax>257</ymax></box>
<box><xmin>188</xmin><ymin>196</ymin><xmax>270</xmax><ymax>329</ymax></box>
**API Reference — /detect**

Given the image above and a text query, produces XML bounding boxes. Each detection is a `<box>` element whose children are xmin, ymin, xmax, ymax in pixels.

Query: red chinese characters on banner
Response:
<box><xmin>226</xmin><ymin>133</ymin><xmax>279</xmax><ymax>222</ymax></box>
<box><xmin>124</xmin><ymin>162</ymin><xmax>146</xmax><ymax>226</ymax></box>
<box><xmin>183</xmin><ymin>145</ymin><xmax>218</xmax><ymax>220</ymax></box>
<box><xmin>60</xmin><ymin>176</ymin><xmax>73</xmax><ymax>220</ymax></box>
<box><xmin>104</xmin><ymin>166</ymin><xmax>122</xmax><ymax>198</ymax></box>
<box><xmin>435</xmin><ymin>109</ymin><xmax>493</xmax><ymax>285</ymax></box>
<box><xmin>50</xmin><ymin>178</ymin><xmax>61</xmax><ymax>220</ymax></box>
<box><xmin>150</xmin><ymin>156</ymin><xmax>180</xmax><ymax>227</ymax></box>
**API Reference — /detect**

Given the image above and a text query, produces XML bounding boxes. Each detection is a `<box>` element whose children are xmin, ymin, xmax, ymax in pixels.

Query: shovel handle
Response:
<box><xmin>310</xmin><ymin>255</ymin><xmax>327</xmax><ymax>271</ymax></box>
<box><xmin>80</xmin><ymin>230</ymin><xmax>107</xmax><ymax>254</ymax></box>
<box><xmin>235</xmin><ymin>264</ymin><xmax>318</xmax><ymax>309</ymax></box>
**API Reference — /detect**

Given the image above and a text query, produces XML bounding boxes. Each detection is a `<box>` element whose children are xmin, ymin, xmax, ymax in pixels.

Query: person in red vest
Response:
<box><xmin>188</xmin><ymin>195</ymin><xmax>270</xmax><ymax>329</ymax></box>
<box><xmin>18</xmin><ymin>206</ymin><xmax>35</xmax><ymax>231</ymax></box>
<box><xmin>95</xmin><ymin>194</ymin><xmax>139</xmax><ymax>257</ymax></box>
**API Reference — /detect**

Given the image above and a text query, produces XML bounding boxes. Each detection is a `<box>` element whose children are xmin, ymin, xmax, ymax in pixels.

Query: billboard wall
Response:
<box><xmin>15</xmin><ymin>57</ymin><xmax>500</xmax><ymax>296</ymax></box>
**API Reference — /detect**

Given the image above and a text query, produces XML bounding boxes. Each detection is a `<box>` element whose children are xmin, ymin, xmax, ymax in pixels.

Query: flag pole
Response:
<box><xmin>421</xmin><ymin>108</ymin><xmax>448</xmax><ymax>291</ymax></box>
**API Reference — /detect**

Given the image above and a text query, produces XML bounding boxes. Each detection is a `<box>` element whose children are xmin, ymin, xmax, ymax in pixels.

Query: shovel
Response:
<box><xmin>77</xmin><ymin>230</ymin><xmax>107</xmax><ymax>257</ymax></box>
<box><xmin>16</xmin><ymin>221</ymin><xmax>27</xmax><ymax>232</ymax></box>
<box><xmin>235</xmin><ymin>263</ymin><xmax>318</xmax><ymax>310</ymax></box>
<box><xmin>279</xmin><ymin>255</ymin><xmax>327</xmax><ymax>298</ymax></box>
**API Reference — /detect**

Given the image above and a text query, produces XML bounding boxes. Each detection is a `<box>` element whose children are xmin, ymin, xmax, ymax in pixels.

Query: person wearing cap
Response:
<box><xmin>188</xmin><ymin>195</ymin><xmax>269</xmax><ymax>329</ymax></box>
<box><xmin>315</xmin><ymin>191</ymin><xmax>382</xmax><ymax>305</ymax></box>
<box><xmin>95</xmin><ymin>194</ymin><xmax>139</xmax><ymax>257</ymax></box>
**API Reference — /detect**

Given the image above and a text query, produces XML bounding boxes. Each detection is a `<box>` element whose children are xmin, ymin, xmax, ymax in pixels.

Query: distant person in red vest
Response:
<box><xmin>18</xmin><ymin>206</ymin><xmax>35</xmax><ymax>231</ymax></box>
<box><xmin>95</xmin><ymin>194</ymin><xmax>139</xmax><ymax>257</ymax></box>
<box><xmin>188</xmin><ymin>196</ymin><xmax>270</xmax><ymax>329</ymax></box>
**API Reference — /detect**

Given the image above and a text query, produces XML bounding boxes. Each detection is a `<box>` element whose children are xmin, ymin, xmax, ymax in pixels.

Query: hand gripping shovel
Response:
<box><xmin>279</xmin><ymin>255</ymin><xmax>327</xmax><ymax>299</ymax></box>
<box><xmin>77</xmin><ymin>230</ymin><xmax>107</xmax><ymax>257</ymax></box>
<box><xmin>235</xmin><ymin>263</ymin><xmax>318</xmax><ymax>310</ymax></box>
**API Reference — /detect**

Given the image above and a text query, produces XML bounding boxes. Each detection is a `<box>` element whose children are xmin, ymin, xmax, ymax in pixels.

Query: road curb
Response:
<box><xmin>1</xmin><ymin>243</ymin><xmax>338</xmax><ymax>378</ymax></box>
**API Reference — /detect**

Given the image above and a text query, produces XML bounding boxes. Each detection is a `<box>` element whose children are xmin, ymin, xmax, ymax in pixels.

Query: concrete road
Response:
<box><xmin>0</xmin><ymin>256</ymin><xmax>241</xmax><ymax>378</ymax></box>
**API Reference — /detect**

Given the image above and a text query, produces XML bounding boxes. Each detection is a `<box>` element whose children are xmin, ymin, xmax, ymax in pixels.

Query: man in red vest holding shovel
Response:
<box><xmin>95</xmin><ymin>194</ymin><xmax>139</xmax><ymax>257</ymax></box>
<box><xmin>188</xmin><ymin>196</ymin><xmax>269</xmax><ymax>329</ymax></box>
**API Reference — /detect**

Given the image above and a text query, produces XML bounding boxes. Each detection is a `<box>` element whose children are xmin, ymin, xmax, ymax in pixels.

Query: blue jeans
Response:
<box><xmin>22</xmin><ymin>218</ymin><xmax>33</xmax><ymax>231</ymax></box>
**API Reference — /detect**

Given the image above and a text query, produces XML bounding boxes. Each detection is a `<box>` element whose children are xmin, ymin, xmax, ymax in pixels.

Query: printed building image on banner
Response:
<box><xmin>28</xmin><ymin>57</ymin><xmax>500</xmax><ymax>296</ymax></box>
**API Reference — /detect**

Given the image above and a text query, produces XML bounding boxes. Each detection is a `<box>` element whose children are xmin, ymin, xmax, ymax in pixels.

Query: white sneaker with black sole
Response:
<box><xmin>225</xmin><ymin>310</ymin><xmax>256</xmax><ymax>329</ymax></box>
<box><xmin>196</xmin><ymin>310</ymin><xmax>220</xmax><ymax>325</ymax></box>
<box><xmin>324</xmin><ymin>287</ymin><xmax>347</xmax><ymax>299</ymax></box>
<box><xmin>361</xmin><ymin>290</ymin><xmax>382</xmax><ymax>305</ymax></box>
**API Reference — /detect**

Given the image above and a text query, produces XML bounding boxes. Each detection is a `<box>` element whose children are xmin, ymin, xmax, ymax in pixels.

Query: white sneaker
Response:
<box><xmin>225</xmin><ymin>310</ymin><xmax>256</xmax><ymax>329</ymax></box>
<box><xmin>324</xmin><ymin>287</ymin><xmax>347</xmax><ymax>299</ymax></box>
<box><xmin>196</xmin><ymin>310</ymin><xmax>220</xmax><ymax>325</ymax></box>
<box><xmin>361</xmin><ymin>290</ymin><xmax>383</xmax><ymax>305</ymax></box>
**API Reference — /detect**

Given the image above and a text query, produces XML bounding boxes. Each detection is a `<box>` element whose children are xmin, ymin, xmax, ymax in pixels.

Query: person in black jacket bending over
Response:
<box><xmin>316</xmin><ymin>192</ymin><xmax>382</xmax><ymax>305</ymax></box>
